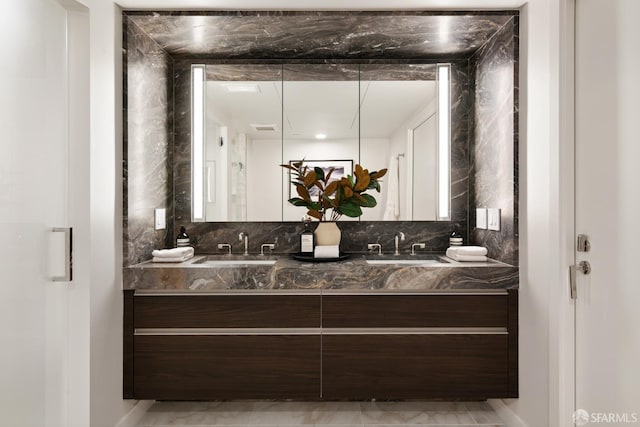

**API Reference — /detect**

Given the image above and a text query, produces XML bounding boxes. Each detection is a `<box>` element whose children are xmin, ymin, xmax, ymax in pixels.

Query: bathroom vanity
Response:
<box><xmin>123</xmin><ymin>256</ymin><xmax>518</xmax><ymax>401</ymax></box>
<box><xmin>122</xmin><ymin>8</ymin><xmax>520</xmax><ymax>403</ymax></box>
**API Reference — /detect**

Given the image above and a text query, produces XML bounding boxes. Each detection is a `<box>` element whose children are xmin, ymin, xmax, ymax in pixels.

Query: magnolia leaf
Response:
<box><xmin>296</xmin><ymin>183</ymin><xmax>311</xmax><ymax>202</ymax></box>
<box><xmin>344</xmin><ymin>186</ymin><xmax>354</xmax><ymax>198</ymax></box>
<box><xmin>314</xmin><ymin>167</ymin><xmax>325</xmax><ymax>181</ymax></box>
<box><xmin>340</xmin><ymin>177</ymin><xmax>353</xmax><ymax>188</ymax></box>
<box><xmin>354</xmin><ymin>174</ymin><xmax>370</xmax><ymax>191</ymax></box>
<box><xmin>359</xmin><ymin>193</ymin><xmax>377</xmax><ymax>208</ymax></box>
<box><xmin>352</xmin><ymin>193</ymin><xmax>367</xmax><ymax>206</ymax></box>
<box><xmin>307</xmin><ymin>209</ymin><xmax>323</xmax><ymax>220</ymax></box>
<box><xmin>280</xmin><ymin>164</ymin><xmax>298</xmax><ymax>172</ymax></box>
<box><xmin>338</xmin><ymin>201</ymin><xmax>363</xmax><ymax>218</ymax></box>
<box><xmin>292</xmin><ymin>160</ymin><xmax>304</xmax><ymax>168</ymax></box>
<box><xmin>370</xmin><ymin>168</ymin><xmax>388</xmax><ymax>179</ymax></box>
<box><xmin>288</xmin><ymin>197</ymin><xmax>309</xmax><ymax>207</ymax></box>
<box><xmin>355</xmin><ymin>164</ymin><xmax>364</xmax><ymax>177</ymax></box>
<box><xmin>324</xmin><ymin>180</ymin><xmax>339</xmax><ymax>196</ymax></box>
<box><xmin>323</xmin><ymin>194</ymin><xmax>337</xmax><ymax>208</ymax></box>
<box><xmin>324</xmin><ymin>167</ymin><xmax>335</xmax><ymax>182</ymax></box>
<box><xmin>303</xmin><ymin>170</ymin><xmax>317</xmax><ymax>187</ymax></box>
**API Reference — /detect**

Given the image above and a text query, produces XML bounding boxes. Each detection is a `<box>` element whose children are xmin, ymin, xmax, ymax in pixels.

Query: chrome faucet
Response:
<box><xmin>217</xmin><ymin>243</ymin><xmax>232</xmax><ymax>255</ymax></box>
<box><xmin>367</xmin><ymin>243</ymin><xmax>382</xmax><ymax>255</ymax></box>
<box><xmin>238</xmin><ymin>232</ymin><xmax>249</xmax><ymax>256</ymax></box>
<box><xmin>260</xmin><ymin>243</ymin><xmax>275</xmax><ymax>256</ymax></box>
<box><xmin>411</xmin><ymin>243</ymin><xmax>426</xmax><ymax>255</ymax></box>
<box><xmin>394</xmin><ymin>231</ymin><xmax>406</xmax><ymax>255</ymax></box>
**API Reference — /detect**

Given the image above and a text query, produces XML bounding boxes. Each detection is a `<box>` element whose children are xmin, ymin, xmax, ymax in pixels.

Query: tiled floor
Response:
<box><xmin>136</xmin><ymin>401</ymin><xmax>506</xmax><ymax>427</ymax></box>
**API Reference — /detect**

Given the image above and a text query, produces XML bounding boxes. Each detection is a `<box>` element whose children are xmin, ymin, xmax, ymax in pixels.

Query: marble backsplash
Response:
<box><xmin>469</xmin><ymin>17</ymin><xmax>519</xmax><ymax>266</ymax></box>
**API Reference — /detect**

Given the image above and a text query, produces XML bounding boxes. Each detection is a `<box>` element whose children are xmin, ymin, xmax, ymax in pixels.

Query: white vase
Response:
<box><xmin>314</xmin><ymin>222</ymin><xmax>341</xmax><ymax>246</ymax></box>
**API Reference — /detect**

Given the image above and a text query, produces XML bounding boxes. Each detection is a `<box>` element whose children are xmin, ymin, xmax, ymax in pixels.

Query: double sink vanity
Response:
<box><xmin>123</xmin><ymin>253</ymin><xmax>518</xmax><ymax>401</ymax></box>
<box><xmin>122</xmin><ymin>8</ymin><xmax>520</xmax><ymax>404</ymax></box>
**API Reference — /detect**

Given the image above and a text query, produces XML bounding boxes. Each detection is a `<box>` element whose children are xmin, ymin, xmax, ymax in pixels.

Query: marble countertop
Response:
<box><xmin>123</xmin><ymin>254</ymin><xmax>518</xmax><ymax>292</ymax></box>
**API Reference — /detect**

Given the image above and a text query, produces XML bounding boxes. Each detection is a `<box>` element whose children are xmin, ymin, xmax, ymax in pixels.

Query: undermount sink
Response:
<box><xmin>365</xmin><ymin>254</ymin><xmax>449</xmax><ymax>265</ymax></box>
<box><xmin>192</xmin><ymin>256</ymin><xmax>277</xmax><ymax>266</ymax></box>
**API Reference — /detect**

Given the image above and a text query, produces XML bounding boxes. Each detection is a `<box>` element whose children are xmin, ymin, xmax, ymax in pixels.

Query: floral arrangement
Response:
<box><xmin>281</xmin><ymin>161</ymin><xmax>387</xmax><ymax>221</ymax></box>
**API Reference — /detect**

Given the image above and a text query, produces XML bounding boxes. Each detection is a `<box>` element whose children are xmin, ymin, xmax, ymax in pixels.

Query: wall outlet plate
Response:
<box><xmin>487</xmin><ymin>208</ymin><xmax>501</xmax><ymax>231</ymax></box>
<box><xmin>476</xmin><ymin>208</ymin><xmax>487</xmax><ymax>229</ymax></box>
<box><xmin>155</xmin><ymin>208</ymin><xmax>166</xmax><ymax>230</ymax></box>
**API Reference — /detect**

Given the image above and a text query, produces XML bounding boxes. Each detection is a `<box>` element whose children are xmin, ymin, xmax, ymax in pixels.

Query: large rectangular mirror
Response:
<box><xmin>192</xmin><ymin>62</ymin><xmax>450</xmax><ymax>222</ymax></box>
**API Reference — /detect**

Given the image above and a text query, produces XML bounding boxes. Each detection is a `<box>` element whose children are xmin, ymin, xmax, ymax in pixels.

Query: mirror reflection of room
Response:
<box><xmin>194</xmin><ymin>63</ymin><xmax>450</xmax><ymax>223</ymax></box>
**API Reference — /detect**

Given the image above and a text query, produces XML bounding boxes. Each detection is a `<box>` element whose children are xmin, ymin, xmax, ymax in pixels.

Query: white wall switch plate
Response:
<box><xmin>487</xmin><ymin>208</ymin><xmax>501</xmax><ymax>231</ymax></box>
<box><xmin>155</xmin><ymin>208</ymin><xmax>166</xmax><ymax>230</ymax></box>
<box><xmin>476</xmin><ymin>208</ymin><xmax>487</xmax><ymax>229</ymax></box>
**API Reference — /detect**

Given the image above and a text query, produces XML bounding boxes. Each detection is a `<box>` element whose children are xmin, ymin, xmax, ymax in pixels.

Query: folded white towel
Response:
<box><xmin>152</xmin><ymin>253</ymin><xmax>194</xmax><ymax>263</ymax></box>
<box><xmin>451</xmin><ymin>254</ymin><xmax>488</xmax><ymax>262</ymax></box>
<box><xmin>446</xmin><ymin>246</ymin><xmax>488</xmax><ymax>257</ymax></box>
<box><xmin>446</xmin><ymin>248</ymin><xmax>488</xmax><ymax>262</ymax></box>
<box><xmin>152</xmin><ymin>247</ymin><xmax>194</xmax><ymax>259</ymax></box>
<box><xmin>314</xmin><ymin>245</ymin><xmax>340</xmax><ymax>259</ymax></box>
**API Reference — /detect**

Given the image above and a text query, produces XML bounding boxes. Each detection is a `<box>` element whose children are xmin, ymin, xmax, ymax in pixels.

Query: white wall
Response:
<box><xmin>488</xmin><ymin>1</ymin><xmax>566</xmax><ymax>427</ymax></box>
<box><xmin>247</xmin><ymin>138</ymin><xmax>281</xmax><ymax>221</ymax></box>
<box><xmin>360</xmin><ymin>138</ymin><xmax>392</xmax><ymax>221</ymax></box>
<box><xmin>85</xmin><ymin>0</ymin><xmax>138</xmax><ymax>426</ymax></box>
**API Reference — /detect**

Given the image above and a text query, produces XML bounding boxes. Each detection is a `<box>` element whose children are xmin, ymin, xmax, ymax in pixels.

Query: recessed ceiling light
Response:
<box><xmin>221</xmin><ymin>83</ymin><xmax>261</xmax><ymax>93</ymax></box>
<box><xmin>315</xmin><ymin>133</ymin><xmax>327</xmax><ymax>140</ymax></box>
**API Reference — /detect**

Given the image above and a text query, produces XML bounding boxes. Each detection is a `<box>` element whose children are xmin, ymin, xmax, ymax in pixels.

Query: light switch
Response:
<box><xmin>487</xmin><ymin>208</ymin><xmax>501</xmax><ymax>231</ymax></box>
<box><xmin>476</xmin><ymin>208</ymin><xmax>487</xmax><ymax>229</ymax></box>
<box><xmin>155</xmin><ymin>208</ymin><xmax>166</xmax><ymax>230</ymax></box>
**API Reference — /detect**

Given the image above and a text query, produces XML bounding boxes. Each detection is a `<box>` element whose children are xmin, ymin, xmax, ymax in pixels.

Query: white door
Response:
<box><xmin>575</xmin><ymin>0</ymin><xmax>640</xmax><ymax>423</ymax></box>
<box><xmin>0</xmin><ymin>0</ymin><xmax>89</xmax><ymax>426</ymax></box>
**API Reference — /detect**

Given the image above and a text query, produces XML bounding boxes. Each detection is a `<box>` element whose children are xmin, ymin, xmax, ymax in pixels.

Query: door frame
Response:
<box><xmin>557</xmin><ymin>0</ymin><xmax>576</xmax><ymax>425</ymax></box>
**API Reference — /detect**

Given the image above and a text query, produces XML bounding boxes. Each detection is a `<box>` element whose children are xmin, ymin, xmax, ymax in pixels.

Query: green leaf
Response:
<box><xmin>359</xmin><ymin>193</ymin><xmax>377</xmax><ymax>208</ymax></box>
<box><xmin>288</xmin><ymin>197</ymin><xmax>309</xmax><ymax>207</ymax></box>
<box><xmin>314</xmin><ymin>167</ymin><xmax>325</xmax><ymax>181</ymax></box>
<box><xmin>337</xmin><ymin>201</ymin><xmax>363</xmax><ymax>217</ymax></box>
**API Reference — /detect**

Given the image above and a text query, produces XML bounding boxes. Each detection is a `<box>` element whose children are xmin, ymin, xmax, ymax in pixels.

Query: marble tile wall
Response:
<box><xmin>469</xmin><ymin>17</ymin><xmax>519</xmax><ymax>265</ymax></box>
<box><xmin>123</xmin><ymin>17</ymin><xmax>175</xmax><ymax>266</ymax></box>
<box><xmin>126</xmin><ymin>12</ymin><xmax>514</xmax><ymax>60</ymax></box>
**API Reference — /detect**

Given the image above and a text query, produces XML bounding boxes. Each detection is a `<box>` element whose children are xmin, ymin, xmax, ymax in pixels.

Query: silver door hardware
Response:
<box><xmin>569</xmin><ymin>260</ymin><xmax>591</xmax><ymax>300</ymax></box>
<box><xmin>577</xmin><ymin>234</ymin><xmax>591</xmax><ymax>252</ymax></box>
<box><xmin>52</xmin><ymin>227</ymin><xmax>73</xmax><ymax>282</ymax></box>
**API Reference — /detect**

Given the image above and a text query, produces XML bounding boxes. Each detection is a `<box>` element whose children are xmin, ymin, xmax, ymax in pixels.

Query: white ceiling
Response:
<box><xmin>116</xmin><ymin>0</ymin><xmax>526</xmax><ymax>10</ymax></box>
<box><xmin>206</xmin><ymin>80</ymin><xmax>436</xmax><ymax>141</ymax></box>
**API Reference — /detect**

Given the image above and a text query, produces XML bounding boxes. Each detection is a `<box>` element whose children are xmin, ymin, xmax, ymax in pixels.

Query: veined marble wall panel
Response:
<box><xmin>123</xmin><ymin>18</ymin><xmax>174</xmax><ymax>266</ymax></box>
<box><xmin>126</xmin><ymin>12</ymin><xmax>513</xmax><ymax>60</ymax></box>
<box><xmin>469</xmin><ymin>17</ymin><xmax>519</xmax><ymax>265</ymax></box>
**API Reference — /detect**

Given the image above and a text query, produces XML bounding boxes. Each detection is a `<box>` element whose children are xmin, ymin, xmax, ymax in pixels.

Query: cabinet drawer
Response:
<box><xmin>322</xmin><ymin>294</ymin><xmax>508</xmax><ymax>328</ymax></box>
<box><xmin>134</xmin><ymin>294</ymin><xmax>320</xmax><ymax>328</ymax></box>
<box><xmin>134</xmin><ymin>335</ymin><xmax>320</xmax><ymax>400</ymax></box>
<box><xmin>322</xmin><ymin>333</ymin><xmax>509</xmax><ymax>400</ymax></box>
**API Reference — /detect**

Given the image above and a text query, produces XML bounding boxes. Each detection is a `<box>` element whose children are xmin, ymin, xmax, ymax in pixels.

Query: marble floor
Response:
<box><xmin>136</xmin><ymin>401</ymin><xmax>506</xmax><ymax>427</ymax></box>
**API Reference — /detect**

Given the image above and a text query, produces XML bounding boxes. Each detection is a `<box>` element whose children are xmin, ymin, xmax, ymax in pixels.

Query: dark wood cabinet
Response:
<box><xmin>135</xmin><ymin>294</ymin><xmax>320</xmax><ymax>328</ymax></box>
<box><xmin>125</xmin><ymin>292</ymin><xmax>321</xmax><ymax>400</ymax></box>
<box><xmin>322</xmin><ymin>294</ymin><xmax>508</xmax><ymax>328</ymax></box>
<box><xmin>321</xmin><ymin>291</ymin><xmax>518</xmax><ymax>400</ymax></box>
<box><xmin>124</xmin><ymin>289</ymin><xmax>518</xmax><ymax>400</ymax></box>
<box><xmin>135</xmin><ymin>335</ymin><xmax>320</xmax><ymax>400</ymax></box>
<box><xmin>323</xmin><ymin>334</ymin><xmax>509</xmax><ymax>400</ymax></box>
